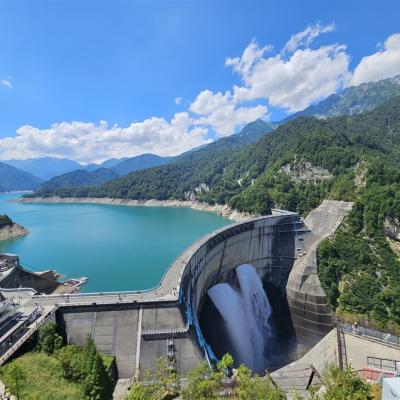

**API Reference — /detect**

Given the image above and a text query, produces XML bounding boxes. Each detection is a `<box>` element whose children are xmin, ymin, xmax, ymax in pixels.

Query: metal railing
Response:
<box><xmin>367</xmin><ymin>357</ymin><xmax>400</xmax><ymax>373</ymax></box>
<box><xmin>337</xmin><ymin>320</ymin><xmax>400</xmax><ymax>348</ymax></box>
<box><xmin>0</xmin><ymin>305</ymin><xmax>58</xmax><ymax>366</ymax></box>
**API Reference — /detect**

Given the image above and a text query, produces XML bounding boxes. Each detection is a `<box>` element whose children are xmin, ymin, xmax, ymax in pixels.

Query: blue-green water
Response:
<box><xmin>0</xmin><ymin>193</ymin><xmax>230</xmax><ymax>292</ymax></box>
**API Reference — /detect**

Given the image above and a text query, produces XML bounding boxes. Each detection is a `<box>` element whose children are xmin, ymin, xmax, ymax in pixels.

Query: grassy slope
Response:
<box><xmin>0</xmin><ymin>353</ymin><xmax>82</xmax><ymax>400</ymax></box>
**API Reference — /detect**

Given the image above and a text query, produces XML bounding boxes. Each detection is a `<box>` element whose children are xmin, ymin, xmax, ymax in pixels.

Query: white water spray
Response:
<box><xmin>207</xmin><ymin>264</ymin><xmax>272</xmax><ymax>372</ymax></box>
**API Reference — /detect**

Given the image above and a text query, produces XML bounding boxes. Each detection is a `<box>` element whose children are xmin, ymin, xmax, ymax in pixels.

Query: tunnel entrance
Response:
<box><xmin>199</xmin><ymin>264</ymin><xmax>298</xmax><ymax>375</ymax></box>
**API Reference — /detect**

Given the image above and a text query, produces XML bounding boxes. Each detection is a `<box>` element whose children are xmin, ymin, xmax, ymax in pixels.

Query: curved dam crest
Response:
<box><xmin>16</xmin><ymin>200</ymin><xmax>352</xmax><ymax>379</ymax></box>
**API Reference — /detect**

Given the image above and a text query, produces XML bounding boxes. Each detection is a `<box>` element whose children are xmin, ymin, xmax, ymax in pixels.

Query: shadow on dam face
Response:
<box><xmin>199</xmin><ymin>264</ymin><xmax>298</xmax><ymax>375</ymax></box>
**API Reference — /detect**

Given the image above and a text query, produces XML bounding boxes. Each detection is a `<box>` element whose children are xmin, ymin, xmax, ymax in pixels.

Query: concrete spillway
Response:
<box><xmin>13</xmin><ymin>200</ymin><xmax>353</xmax><ymax>381</ymax></box>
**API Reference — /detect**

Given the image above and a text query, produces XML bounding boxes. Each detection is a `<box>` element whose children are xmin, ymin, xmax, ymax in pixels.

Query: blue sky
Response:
<box><xmin>0</xmin><ymin>0</ymin><xmax>399</xmax><ymax>163</ymax></box>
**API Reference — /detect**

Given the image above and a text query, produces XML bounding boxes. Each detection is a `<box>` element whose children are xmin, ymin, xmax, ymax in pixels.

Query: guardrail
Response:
<box><xmin>337</xmin><ymin>320</ymin><xmax>400</xmax><ymax>348</ymax></box>
<box><xmin>0</xmin><ymin>305</ymin><xmax>59</xmax><ymax>366</ymax></box>
<box><xmin>367</xmin><ymin>356</ymin><xmax>400</xmax><ymax>373</ymax></box>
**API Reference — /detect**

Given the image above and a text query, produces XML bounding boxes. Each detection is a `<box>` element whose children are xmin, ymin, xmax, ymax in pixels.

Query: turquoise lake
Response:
<box><xmin>0</xmin><ymin>193</ymin><xmax>230</xmax><ymax>292</ymax></box>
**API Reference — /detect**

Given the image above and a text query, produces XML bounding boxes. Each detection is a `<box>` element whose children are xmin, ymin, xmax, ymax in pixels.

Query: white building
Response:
<box><xmin>383</xmin><ymin>377</ymin><xmax>400</xmax><ymax>399</ymax></box>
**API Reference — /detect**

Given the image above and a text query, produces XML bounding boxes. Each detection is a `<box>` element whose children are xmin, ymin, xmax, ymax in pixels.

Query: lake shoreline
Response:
<box><xmin>16</xmin><ymin>196</ymin><xmax>256</xmax><ymax>222</ymax></box>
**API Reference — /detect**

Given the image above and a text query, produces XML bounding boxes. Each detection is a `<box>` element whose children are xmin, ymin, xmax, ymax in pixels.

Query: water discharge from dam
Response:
<box><xmin>207</xmin><ymin>264</ymin><xmax>272</xmax><ymax>373</ymax></box>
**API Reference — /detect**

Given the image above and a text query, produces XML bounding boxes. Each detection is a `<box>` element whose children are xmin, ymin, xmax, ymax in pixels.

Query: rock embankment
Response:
<box><xmin>0</xmin><ymin>223</ymin><xmax>29</xmax><ymax>241</ymax></box>
<box><xmin>384</xmin><ymin>217</ymin><xmax>400</xmax><ymax>241</ymax></box>
<box><xmin>17</xmin><ymin>196</ymin><xmax>255</xmax><ymax>222</ymax></box>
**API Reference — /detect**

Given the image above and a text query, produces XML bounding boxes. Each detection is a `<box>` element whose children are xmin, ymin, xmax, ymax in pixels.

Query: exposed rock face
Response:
<box><xmin>0</xmin><ymin>223</ymin><xmax>29</xmax><ymax>241</ymax></box>
<box><xmin>184</xmin><ymin>183</ymin><xmax>210</xmax><ymax>201</ymax></box>
<box><xmin>281</xmin><ymin>160</ymin><xmax>333</xmax><ymax>183</ymax></box>
<box><xmin>384</xmin><ymin>217</ymin><xmax>400</xmax><ymax>241</ymax></box>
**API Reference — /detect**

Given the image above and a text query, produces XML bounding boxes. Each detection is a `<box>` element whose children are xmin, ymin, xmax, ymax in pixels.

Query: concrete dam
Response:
<box><xmin>21</xmin><ymin>200</ymin><xmax>352</xmax><ymax>380</ymax></box>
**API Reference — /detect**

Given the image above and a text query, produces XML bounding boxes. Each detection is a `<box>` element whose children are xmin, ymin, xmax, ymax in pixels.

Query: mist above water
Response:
<box><xmin>207</xmin><ymin>264</ymin><xmax>272</xmax><ymax>373</ymax></box>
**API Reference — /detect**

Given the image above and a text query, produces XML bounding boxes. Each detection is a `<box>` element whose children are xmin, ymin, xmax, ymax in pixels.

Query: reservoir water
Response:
<box><xmin>0</xmin><ymin>193</ymin><xmax>230</xmax><ymax>292</ymax></box>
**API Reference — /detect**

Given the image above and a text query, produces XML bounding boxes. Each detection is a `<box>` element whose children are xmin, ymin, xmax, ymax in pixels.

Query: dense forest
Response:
<box><xmin>33</xmin><ymin>96</ymin><xmax>400</xmax><ymax>214</ymax></box>
<box><xmin>31</xmin><ymin>119</ymin><xmax>274</xmax><ymax>200</ymax></box>
<box><xmin>36</xmin><ymin>167</ymin><xmax>119</xmax><ymax>192</ymax></box>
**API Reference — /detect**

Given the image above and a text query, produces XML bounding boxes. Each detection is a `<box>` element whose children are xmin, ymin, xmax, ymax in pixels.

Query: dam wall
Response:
<box><xmin>22</xmin><ymin>200</ymin><xmax>353</xmax><ymax>378</ymax></box>
<box><xmin>177</xmin><ymin>211</ymin><xmax>308</xmax><ymax>361</ymax></box>
<box><xmin>56</xmin><ymin>301</ymin><xmax>203</xmax><ymax>379</ymax></box>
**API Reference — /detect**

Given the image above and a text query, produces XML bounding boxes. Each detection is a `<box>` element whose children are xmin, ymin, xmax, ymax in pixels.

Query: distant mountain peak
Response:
<box><xmin>284</xmin><ymin>74</ymin><xmax>400</xmax><ymax>122</ymax></box>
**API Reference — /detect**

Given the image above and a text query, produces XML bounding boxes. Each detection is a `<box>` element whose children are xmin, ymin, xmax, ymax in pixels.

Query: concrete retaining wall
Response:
<box><xmin>286</xmin><ymin>201</ymin><xmax>353</xmax><ymax>346</ymax></box>
<box><xmin>0</xmin><ymin>266</ymin><xmax>60</xmax><ymax>294</ymax></box>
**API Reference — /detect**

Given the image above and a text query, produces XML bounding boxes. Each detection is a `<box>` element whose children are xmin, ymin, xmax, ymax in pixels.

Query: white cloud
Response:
<box><xmin>3</xmin><ymin>25</ymin><xmax>399</xmax><ymax>164</ymax></box>
<box><xmin>283</xmin><ymin>22</ymin><xmax>335</xmax><ymax>53</ymax></box>
<box><xmin>229</xmin><ymin>39</ymin><xmax>350</xmax><ymax>112</ymax></box>
<box><xmin>190</xmin><ymin>89</ymin><xmax>268</xmax><ymax>137</ymax></box>
<box><xmin>1</xmin><ymin>79</ymin><xmax>12</xmax><ymax>89</ymax></box>
<box><xmin>352</xmin><ymin>33</ymin><xmax>400</xmax><ymax>85</ymax></box>
<box><xmin>0</xmin><ymin>113</ymin><xmax>210</xmax><ymax>164</ymax></box>
<box><xmin>226</xmin><ymin>39</ymin><xmax>273</xmax><ymax>78</ymax></box>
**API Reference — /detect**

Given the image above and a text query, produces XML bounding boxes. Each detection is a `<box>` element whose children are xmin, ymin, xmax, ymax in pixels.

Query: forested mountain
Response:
<box><xmin>32</xmin><ymin>119</ymin><xmax>273</xmax><ymax>199</ymax></box>
<box><xmin>285</xmin><ymin>74</ymin><xmax>400</xmax><ymax>121</ymax></box>
<box><xmin>29</xmin><ymin>97</ymin><xmax>400</xmax><ymax>330</ymax></box>
<box><xmin>33</xmin><ymin>98</ymin><xmax>400</xmax><ymax>210</ymax></box>
<box><xmin>4</xmin><ymin>157</ymin><xmax>83</xmax><ymax>180</ymax></box>
<box><xmin>35</xmin><ymin>168</ymin><xmax>119</xmax><ymax>192</ymax></box>
<box><xmin>110</xmin><ymin>119</ymin><xmax>273</xmax><ymax>175</ymax></box>
<box><xmin>0</xmin><ymin>162</ymin><xmax>42</xmax><ymax>192</ymax></box>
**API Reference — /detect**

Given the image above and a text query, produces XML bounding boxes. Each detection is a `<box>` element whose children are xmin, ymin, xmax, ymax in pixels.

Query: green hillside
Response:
<box><xmin>36</xmin><ymin>167</ymin><xmax>119</xmax><ymax>193</ymax></box>
<box><xmin>32</xmin><ymin>119</ymin><xmax>274</xmax><ymax>199</ymax></box>
<box><xmin>36</xmin><ymin>97</ymin><xmax>400</xmax><ymax>211</ymax></box>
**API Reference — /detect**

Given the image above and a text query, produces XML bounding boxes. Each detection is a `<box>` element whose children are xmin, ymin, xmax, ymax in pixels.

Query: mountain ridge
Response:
<box><xmin>0</xmin><ymin>162</ymin><xmax>43</xmax><ymax>192</ymax></box>
<box><xmin>284</xmin><ymin>74</ymin><xmax>400</xmax><ymax>121</ymax></box>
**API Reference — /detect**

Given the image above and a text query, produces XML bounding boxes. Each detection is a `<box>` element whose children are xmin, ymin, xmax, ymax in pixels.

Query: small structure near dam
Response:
<box><xmin>1</xmin><ymin>199</ymin><xmax>371</xmax><ymax>395</ymax></box>
<box><xmin>0</xmin><ymin>253</ymin><xmax>87</xmax><ymax>294</ymax></box>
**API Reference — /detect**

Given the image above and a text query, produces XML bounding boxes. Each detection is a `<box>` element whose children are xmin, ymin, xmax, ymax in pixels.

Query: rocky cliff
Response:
<box><xmin>0</xmin><ymin>223</ymin><xmax>29</xmax><ymax>241</ymax></box>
